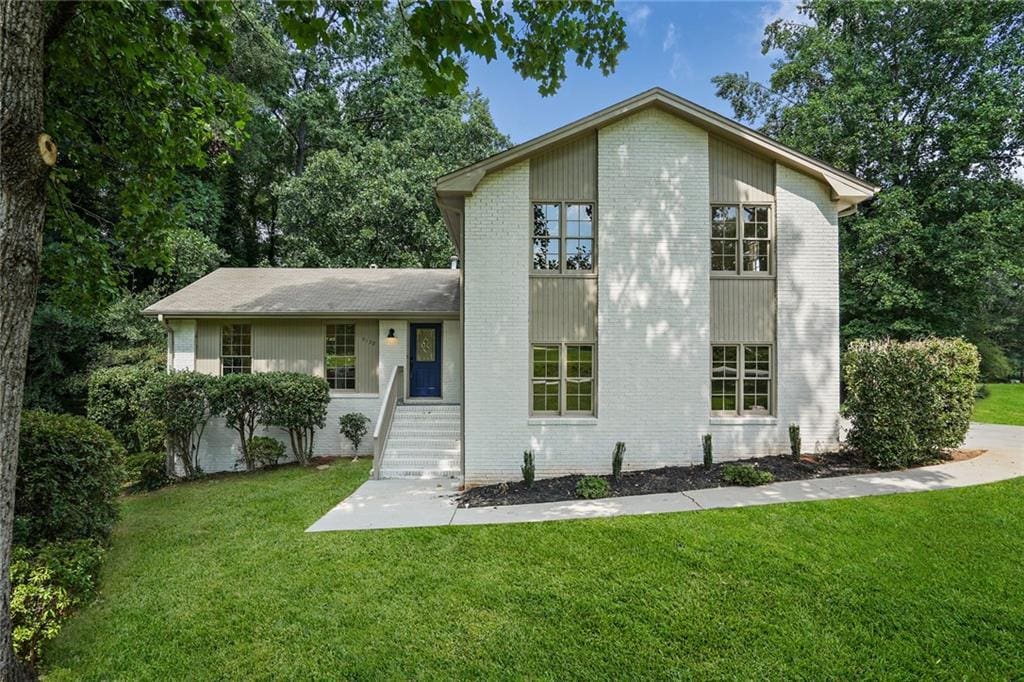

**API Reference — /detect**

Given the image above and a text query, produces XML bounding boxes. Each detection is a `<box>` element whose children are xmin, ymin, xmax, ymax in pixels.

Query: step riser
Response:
<box><xmin>380</xmin><ymin>406</ymin><xmax>462</xmax><ymax>479</ymax></box>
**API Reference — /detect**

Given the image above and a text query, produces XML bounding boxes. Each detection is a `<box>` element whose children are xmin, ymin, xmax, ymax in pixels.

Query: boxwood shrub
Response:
<box><xmin>263</xmin><ymin>372</ymin><xmax>330</xmax><ymax>465</ymax></box>
<box><xmin>842</xmin><ymin>338</ymin><xmax>979</xmax><ymax>468</ymax></box>
<box><xmin>16</xmin><ymin>411</ymin><xmax>124</xmax><ymax>546</ymax></box>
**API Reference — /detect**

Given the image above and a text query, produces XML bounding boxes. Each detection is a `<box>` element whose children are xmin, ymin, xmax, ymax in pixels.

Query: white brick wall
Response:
<box><xmin>462</xmin><ymin>109</ymin><xmax>841</xmax><ymax>485</ymax></box>
<box><xmin>191</xmin><ymin>318</ymin><xmax>464</xmax><ymax>473</ymax></box>
<box><xmin>774</xmin><ymin>164</ymin><xmax>841</xmax><ymax>452</ymax></box>
<box><xmin>168</xmin><ymin>320</ymin><xmax>195</xmax><ymax>371</ymax></box>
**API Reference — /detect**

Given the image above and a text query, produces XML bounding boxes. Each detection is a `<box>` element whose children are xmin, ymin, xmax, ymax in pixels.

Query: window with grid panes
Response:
<box><xmin>221</xmin><ymin>324</ymin><xmax>251</xmax><ymax>375</ymax></box>
<box><xmin>325</xmin><ymin>324</ymin><xmax>356</xmax><ymax>390</ymax></box>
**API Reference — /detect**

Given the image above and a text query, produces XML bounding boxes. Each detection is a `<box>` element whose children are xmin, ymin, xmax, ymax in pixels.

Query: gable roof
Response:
<box><xmin>143</xmin><ymin>268</ymin><xmax>460</xmax><ymax>318</ymax></box>
<box><xmin>435</xmin><ymin>87</ymin><xmax>879</xmax><ymax>246</ymax></box>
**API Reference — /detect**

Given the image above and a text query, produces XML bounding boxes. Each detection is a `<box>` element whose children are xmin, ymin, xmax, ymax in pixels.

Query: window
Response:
<box><xmin>325</xmin><ymin>323</ymin><xmax>356</xmax><ymax>390</ymax></box>
<box><xmin>532</xmin><ymin>345</ymin><xmax>560</xmax><ymax>412</ymax></box>
<box><xmin>565</xmin><ymin>345</ymin><xmax>594</xmax><ymax>412</ymax></box>
<box><xmin>710</xmin><ymin>204</ymin><xmax>771</xmax><ymax>275</ymax></box>
<box><xmin>531</xmin><ymin>343</ymin><xmax>595</xmax><ymax>415</ymax></box>
<box><xmin>711</xmin><ymin>344</ymin><xmax>772</xmax><ymax>415</ymax></box>
<box><xmin>532</xmin><ymin>202</ymin><xmax>594</xmax><ymax>272</ymax></box>
<box><xmin>221</xmin><ymin>323</ymin><xmax>252</xmax><ymax>375</ymax></box>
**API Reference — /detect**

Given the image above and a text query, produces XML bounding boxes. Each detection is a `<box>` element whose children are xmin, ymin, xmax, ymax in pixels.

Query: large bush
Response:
<box><xmin>11</xmin><ymin>539</ymin><xmax>104</xmax><ymax>667</ymax></box>
<box><xmin>842</xmin><ymin>338</ymin><xmax>980</xmax><ymax>468</ymax></box>
<box><xmin>16</xmin><ymin>411</ymin><xmax>124</xmax><ymax>546</ymax></box>
<box><xmin>87</xmin><ymin>364</ymin><xmax>163</xmax><ymax>455</ymax></box>
<box><xmin>263</xmin><ymin>372</ymin><xmax>330</xmax><ymax>465</ymax></box>
<box><xmin>208</xmin><ymin>373</ymin><xmax>272</xmax><ymax>471</ymax></box>
<box><xmin>143</xmin><ymin>371</ymin><xmax>213</xmax><ymax>477</ymax></box>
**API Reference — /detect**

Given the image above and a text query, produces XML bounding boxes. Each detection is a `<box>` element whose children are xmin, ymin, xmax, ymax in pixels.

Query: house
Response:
<box><xmin>144</xmin><ymin>87</ymin><xmax>877</xmax><ymax>485</ymax></box>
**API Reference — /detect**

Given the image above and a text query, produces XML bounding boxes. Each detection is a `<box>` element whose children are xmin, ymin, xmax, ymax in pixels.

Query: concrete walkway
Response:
<box><xmin>306</xmin><ymin>423</ymin><xmax>1023</xmax><ymax>532</ymax></box>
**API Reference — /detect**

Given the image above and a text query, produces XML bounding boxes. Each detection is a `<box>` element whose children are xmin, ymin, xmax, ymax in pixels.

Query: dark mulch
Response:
<box><xmin>457</xmin><ymin>450</ymin><xmax>972</xmax><ymax>508</ymax></box>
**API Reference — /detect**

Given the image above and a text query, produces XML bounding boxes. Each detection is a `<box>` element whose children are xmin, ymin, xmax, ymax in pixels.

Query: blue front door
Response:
<box><xmin>409</xmin><ymin>323</ymin><xmax>442</xmax><ymax>397</ymax></box>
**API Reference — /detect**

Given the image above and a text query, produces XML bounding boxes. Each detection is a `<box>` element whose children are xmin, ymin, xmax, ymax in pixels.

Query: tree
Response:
<box><xmin>263</xmin><ymin>373</ymin><xmax>330</xmax><ymax>465</ymax></box>
<box><xmin>0</xmin><ymin>1</ymin><xmax>628</xmax><ymax>673</ymax></box>
<box><xmin>712</xmin><ymin>0</ymin><xmax>1024</xmax><ymax>364</ymax></box>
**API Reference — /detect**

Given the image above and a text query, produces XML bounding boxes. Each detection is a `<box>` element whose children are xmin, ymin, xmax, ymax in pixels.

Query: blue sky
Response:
<box><xmin>467</xmin><ymin>1</ymin><xmax>801</xmax><ymax>143</ymax></box>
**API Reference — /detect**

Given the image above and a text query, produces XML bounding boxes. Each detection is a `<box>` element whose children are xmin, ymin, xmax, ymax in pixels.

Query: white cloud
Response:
<box><xmin>758</xmin><ymin>0</ymin><xmax>806</xmax><ymax>30</ymax></box>
<box><xmin>670</xmin><ymin>52</ymin><xmax>691</xmax><ymax>81</ymax></box>
<box><xmin>625</xmin><ymin>4</ymin><xmax>652</xmax><ymax>34</ymax></box>
<box><xmin>662</xmin><ymin>23</ymin><xmax>676</xmax><ymax>52</ymax></box>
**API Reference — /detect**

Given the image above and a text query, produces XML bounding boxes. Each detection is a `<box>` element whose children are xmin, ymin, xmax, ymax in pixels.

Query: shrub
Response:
<box><xmin>975</xmin><ymin>383</ymin><xmax>990</xmax><ymax>400</ymax></box>
<box><xmin>11</xmin><ymin>539</ymin><xmax>104</xmax><ymax>668</ymax></box>
<box><xmin>247</xmin><ymin>436</ymin><xmax>286</xmax><ymax>467</ymax></box>
<box><xmin>843</xmin><ymin>338</ymin><xmax>980</xmax><ymax>468</ymax></box>
<box><xmin>576</xmin><ymin>476</ymin><xmax>611</xmax><ymax>499</ymax></box>
<box><xmin>976</xmin><ymin>338</ymin><xmax>1013</xmax><ymax>383</ymax></box>
<box><xmin>339</xmin><ymin>412</ymin><xmax>370</xmax><ymax>454</ymax></box>
<box><xmin>87</xmin><ymin>365</ymin><xmax>164</xmax><ymax>456</ymax></box>
<box><xmin>143</xmin><ymin>370</ymin><xmax>212</xmax><ymax>477</ymax></box>
<box><xmin>702</xmin><ymin>434</ymin><xmax>713</xmax><ymax>469</ymax></box>
<box><xmin>208</xmin><ymin>373</ymin><xmax>272</xmax><ymax>471</ymax></box>
<box><xmin>263</xmin><ymin>373</ymin><xmax>330</xmax><ymax>465</ymax></box>
<box><xmin>612</xmin><ymin>441</ymin><xmax>626</xmax><ymax>480</ymax></box>
<box><xmin>722</xmin><ymin>464</ymin><xmax>774</xmax><ymax>487</ymax></box>
<box><xmin>126</xmin><ymin>451</ymin><xmax>170</xmax><ymax>491</ymax></box>
<box><xmin>522</xmin><ymin>450</ymin><xmax>535</xmax><ymax>487</ymax></box>
<box><xmin>16</xmin><ymin>411</ymin><xmax>124</xmax><ymax>546</ymax></box>
<box><xmin>788</xmin><ymin>424</ymin><xmax>801</xmax><ymax>459</ymax></box>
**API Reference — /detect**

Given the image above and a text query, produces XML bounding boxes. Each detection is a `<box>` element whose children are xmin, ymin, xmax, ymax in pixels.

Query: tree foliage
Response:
<box><xmin>143</xmin><ymin>371</ymin><xmax>213</xmax><ymax>478</ymax></box>
<box><xmin>263</xmin><ymin>373</ymin><xmax>330</xmax><ymax>465</ymax></box>
<box><xmin>712</xmin><ymin>0</ymin><xmax>1024</xmax><ymax>367</ymax></box>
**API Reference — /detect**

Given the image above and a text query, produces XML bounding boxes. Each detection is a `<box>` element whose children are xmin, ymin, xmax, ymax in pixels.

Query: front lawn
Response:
<box><xmin>45</xmin><ymin>461</ymin><xmax>1024</xmax><ymax>679</ymax></box>
<box><xmin>974</xmin><ymin>383</ymin><xmax>1024</xmax><ymax>426</ymax></box>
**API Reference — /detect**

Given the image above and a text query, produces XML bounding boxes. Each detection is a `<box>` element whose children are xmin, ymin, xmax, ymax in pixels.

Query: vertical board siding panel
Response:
<box><xmin>355</xmin><ymin>320</ymin><xmax>379</xmax><ymax>393</ymax></box>
<box><xmin>529</xmin><ymin>133</ymin><xmax>597</xmax><ymax>201</ymax></box>
<box><xmin>529</xmin><ymin>277</ymin><xmax>597</xmax><ymax>342</ymax></box>
<box><xmin>710</xmin><ymin>279</ymin><xmax>776</xmax><ymax>343</ymax></box>
<box><xmin>253</xmin><ymin>320</ymin><xmax>322</xmax><ymax>374</ymax></box>
<box><xmin>195</xmin><ymin>320</ymin><xmax>221</xmax><ymax>375</ymax></box>
<box><xmin>708</xmin><ymin>136</ymin><xmax>775</xmax><ymax>203</ymax></box>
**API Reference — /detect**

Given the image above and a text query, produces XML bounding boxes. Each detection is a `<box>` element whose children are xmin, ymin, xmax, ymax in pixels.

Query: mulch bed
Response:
<box><xmin>457</xmin><ymin>449</ymin><xmax>982</xmax><ymax>508</ymax></box>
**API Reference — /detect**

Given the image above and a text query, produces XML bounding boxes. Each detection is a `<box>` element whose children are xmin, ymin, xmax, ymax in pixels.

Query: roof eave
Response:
<box><xmin>435</xmin><ymin>87</ymin><xmax>878</xmax><ymax>205</ymax></box>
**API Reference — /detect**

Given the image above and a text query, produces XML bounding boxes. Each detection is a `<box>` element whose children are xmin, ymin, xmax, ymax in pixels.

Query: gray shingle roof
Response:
<box><xmin>143</xmin><ymin>268</ymin><xmax>460</xmax><ymax>317</ymax></box>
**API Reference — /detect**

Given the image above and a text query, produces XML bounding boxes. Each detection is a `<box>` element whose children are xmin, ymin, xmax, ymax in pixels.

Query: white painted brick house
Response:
<box><xmin>146</xmin><ymin>88</ymin><xmax>876</xmax><ymax>484</ymax></box>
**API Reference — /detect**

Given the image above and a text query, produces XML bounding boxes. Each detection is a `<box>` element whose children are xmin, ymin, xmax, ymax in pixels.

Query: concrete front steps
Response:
<box><xmin>379</xmin><ymin>403</ymin><xmax>461</xmax><ymax>480</ymax></box>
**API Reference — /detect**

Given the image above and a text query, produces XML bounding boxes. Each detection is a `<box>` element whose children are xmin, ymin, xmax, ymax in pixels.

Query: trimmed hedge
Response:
<box><xmin>16</xmin><ymin>411</ymin><xmax>124</xmax><ymax>546</ymax></box>
<box><xmin>263</xmin><ymin>373</ymin><xmax>330</xmax><ymax>465</ymax></box>
<box><xmin>143</xmin><ymin>371</ymin><xmax>212</xmax><ymax>477</ymax></box>
<box><xmin>842</xmin><ymin>338</ymin><xmax>979</xmax><ymax>468</ymax></box>
<box><xmin>208</xmin><ymin>373</ymin><xmax>272</xmax><ymax>471</ymax></box>
<box><xmin>87</xmin><ymin>365</ymin><xmax>164</xmax><ymax>456</ymax></box>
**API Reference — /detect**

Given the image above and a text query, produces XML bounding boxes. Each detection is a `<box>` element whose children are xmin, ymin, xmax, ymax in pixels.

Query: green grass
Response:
<box><xmin>44</xmin><ymin>461</ymin><xmax>1024</xmax><ymax>680</ymax></box>
<box><xmin>974</xmin><ymin>383</ymin><xmax>1024</xmax><ymax>426</ymax></box>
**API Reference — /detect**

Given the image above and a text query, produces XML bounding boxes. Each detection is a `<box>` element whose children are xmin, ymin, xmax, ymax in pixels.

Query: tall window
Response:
<box><xmin>711</xmin><ymin>204</ymin><xmax>771</xmax><ymax>275</ymax></box>
<box><xmin>532</xmin><ymin>202</ymin><xmax>594</xmax><ymax>272</ymax></box>
<box><xmin>531</xmin><ymin>343</ymin><xmax>595</xmax><ymax>415</ymax></box>
<box><xmin>711</xmin><ymin>344</ymin><xmax>772</xmax><ymax>415</ymax></box>
<box><xmin>325</xmin><ymin>323</ymin><xmax>356</xmax><ymax>390</ymax></box>
<box><xmin>221</xmin><ymin>323</ymin><xmax>252</xmax><ymax>375</ymax></box>
<box><xmin>531</xmin><ymin>345</ymin><xmax>560</xmax><ymax>412</ymax></box>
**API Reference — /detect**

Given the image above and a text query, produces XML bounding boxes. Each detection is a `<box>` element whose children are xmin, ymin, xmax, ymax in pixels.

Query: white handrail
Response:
<box><xmin>372</xmin><ymin>365</ymin><xmax>404</xmax><ymax>479</ymax></box>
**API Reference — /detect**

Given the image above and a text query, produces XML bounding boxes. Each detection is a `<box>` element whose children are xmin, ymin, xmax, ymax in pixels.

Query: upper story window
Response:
<box><xmin>221</xmin><ymin>323</ymin><xmax>252</xmax><ymax>375</ymax></box>
<box><xmin>325</xmin><ymin>323</ymin><xmax>356</xmax><ymax>390</ymax></box>
<box><xmin>711</xmin><ymin>204</ymin><xmax>772</xmax><ymax>275</ymax></box>
<box><xmin>532</xmin><ymin>202</ymin><xmax>594</xmax><ymax>273</ymax></box>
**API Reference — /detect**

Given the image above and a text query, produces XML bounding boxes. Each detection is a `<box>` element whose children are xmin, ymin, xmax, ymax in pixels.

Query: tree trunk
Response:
<box><xmin>0</xmin><ymin>1</ymin><xmax>52</xmax><ymax>678</ymax></box>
